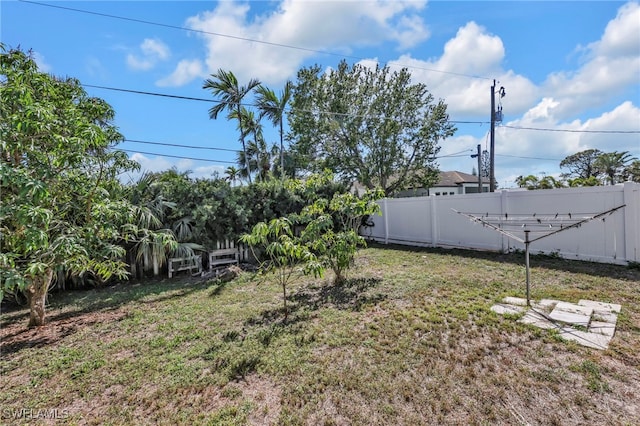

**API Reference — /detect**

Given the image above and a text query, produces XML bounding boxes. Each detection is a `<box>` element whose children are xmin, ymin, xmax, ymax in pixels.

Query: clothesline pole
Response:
<box><xmin>525</xmin><ymin>230</ymin><xmax>531</xmax><ymax>307</ymax></box>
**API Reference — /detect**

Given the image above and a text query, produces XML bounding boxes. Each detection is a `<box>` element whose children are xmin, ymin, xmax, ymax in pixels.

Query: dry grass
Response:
<box><xmin>1</xmin><ymin>244</ymin><xmax>639</xmax><ymax>425</ymax></box>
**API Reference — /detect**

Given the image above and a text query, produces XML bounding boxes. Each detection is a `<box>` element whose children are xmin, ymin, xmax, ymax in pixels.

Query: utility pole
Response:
<box><xmin>489</xmin><ymin>80</ymin><xmax>496</xmax><ymax>192</ymax></box>
<box><xmin>489</xmin><ymin>80</ymin><xmax>505</xmax><ymax>192</ymax></box>
<box><xmin>471</xmin><ymin>144</ymin><xmax>482</xmax><ymax>193</ymax></box>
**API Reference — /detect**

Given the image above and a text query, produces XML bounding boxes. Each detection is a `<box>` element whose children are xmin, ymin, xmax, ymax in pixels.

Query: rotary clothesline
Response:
<box><xmin>452</xmin><ymin>205</ymin><xmax>626</xmax><ymax>305</ymax></box>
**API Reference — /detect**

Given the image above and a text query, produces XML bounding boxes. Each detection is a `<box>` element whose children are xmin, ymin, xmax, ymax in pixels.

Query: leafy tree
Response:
<box><xmin>594</xmin><ymin>151</ymin><xmax>636</xmax><ymax>185</ymax></box>
<box><xmin>559</xmin><ymin>149</ymin><xmax>603</xmax><ymax>180</ymax></box>
<box><xmin>288</xmin><ymin>60</ymin><xmax>455</xmax><ymax>196</ymax></box>
<box><xmin>240</xmin><ymin>218</ymin><xmax>322</xmax><ymax>321</ymax></box>
<box><xmin>123</xmin><ymin>171</ymin><xmax>200</xmax><ymax>278</ymax></box>
<box><xmin>515</xmin><ymin>175</ymin><xmax>539</xmax><ymax>190</ymax></box>
<box><xmin>203</xmin><ymin>70</ymin><xmax>260</xmax><ymax>184</ymax></box>
<box><xmin>256</xmin><ymin>81</ymin><xmax>293</xmax><ymax>178</ymax></box>
<box><xmin>623</xmin><ymin>159</ymin><xmax>640</xmax><ymax>183</ymax></box>
<box><xmin>566</xmin><ymin>176</ymin><xmax>600</xmax><ymax>187</ymax></box>
<box><xmin>0</xmin><ymin>47</ymin><xmax>174</xmax><ymax>326</ymax></box>
<box><xmin>515</xmin><ymin>174</ymin><xmax>564</xmax><ymax>190</ymax></box>
<box><xmin>299</xmin><ymin>188</ymin><xmax>383</xmax><ymax>284</ymax></box>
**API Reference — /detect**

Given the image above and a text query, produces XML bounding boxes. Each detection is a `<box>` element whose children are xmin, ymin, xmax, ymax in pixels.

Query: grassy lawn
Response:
<box><xmin>2</xmin><ymin>244</ymin><xmax>639</xmax><ymax>425</ymax></box>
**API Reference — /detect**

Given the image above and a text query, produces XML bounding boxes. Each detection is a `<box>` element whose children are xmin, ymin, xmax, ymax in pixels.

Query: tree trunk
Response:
<box><xmin>152</xmin><ymin>253</ymin><xmax>159</xmax><ymax>276</ymax></box>
<box><xmin>26</xmin><ymin>268</ymin><xmax>54</xmax><ymax>327</ymax></box>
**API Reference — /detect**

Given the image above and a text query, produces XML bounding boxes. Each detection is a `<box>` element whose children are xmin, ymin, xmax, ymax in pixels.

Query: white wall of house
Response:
<box><xmin>362</xmin><ymin>182</ymin><xmax>640</xmax><ymax>265</ymax></box>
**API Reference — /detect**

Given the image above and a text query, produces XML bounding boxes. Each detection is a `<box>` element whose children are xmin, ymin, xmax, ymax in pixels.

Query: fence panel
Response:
<box><xmin>365</xmin><ymin>182</ymin><xmax>639</xmax><ymax>264</ymax></box>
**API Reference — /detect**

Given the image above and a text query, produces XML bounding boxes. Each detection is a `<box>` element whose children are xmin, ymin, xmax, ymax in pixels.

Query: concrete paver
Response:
<box><xmin>491</xmin><ymin>296</ymin><xmax>620</xmax><ymax>350</ymax></box>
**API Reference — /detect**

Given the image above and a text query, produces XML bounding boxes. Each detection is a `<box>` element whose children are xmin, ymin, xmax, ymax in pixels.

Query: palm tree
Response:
<box><xmin>594</xmin><ymin>151</ymin><xmax>635</xmax><ymax>185</ymax></box>
<box><xmin>624</xmin><ymin>159</ymin><xmax>640</xmax><ymax>183</ymax></box>
<box><xmin>225</xmin><ymin>165</ymin><xmax>240</xmax><ymax>186</ymax></box>
<box><xmin>515</xmin><ymin>174</ymin><xmax>539</xmax><ymax>190</ymax></box>
<box><xmin>256</xmin><ymin>81</ymin><xmax>293</xmax><ymax>178</ymax></box>
<box><xmin>203</xmin><ymin>69</ymin><xmax>260</xmax><ymax>184</ymax></box>
<box><xmin>230</xmin><ymin>106</ymin><xmax>263</xmax><ymax>180</ymax></box>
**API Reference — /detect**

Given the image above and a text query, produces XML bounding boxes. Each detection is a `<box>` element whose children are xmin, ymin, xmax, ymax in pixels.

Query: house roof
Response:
<box><xmin>432</xmin><ymin>171</ymin><xmax>483</xmax><ymax>187</ymax></box>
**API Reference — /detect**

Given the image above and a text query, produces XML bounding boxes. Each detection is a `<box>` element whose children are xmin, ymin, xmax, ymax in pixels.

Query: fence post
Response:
<box><xmin>383</xmin><ymin>198</ymin><xmax>389</xmax><ymax>245</ymax></box>
<box><xmin>430</xmin><ymin>195</ymin><xmax>438</xmax><ymax>248</ymax></box>
<box><xmin>500</xmin><ymin>189</ymin><xmax>508</xmax><ymax>253</ymax></box>
<box><xmin>623</xmin><ymin>182</ymin><xmax>640</xmax><ymax>262</ymax></box>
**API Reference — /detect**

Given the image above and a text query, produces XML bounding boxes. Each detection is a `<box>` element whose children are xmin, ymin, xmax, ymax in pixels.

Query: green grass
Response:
<box><xmin>2</xmin><ymin>244</ymin><xmax>639</xmax><ymax>425</ymax></box>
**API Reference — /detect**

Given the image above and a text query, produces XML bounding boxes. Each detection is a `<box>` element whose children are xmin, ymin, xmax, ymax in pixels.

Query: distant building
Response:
<box><xmin>394</xmin><ymin>171</ymin><xmax>490</xmax><ymax>197</ymax></box>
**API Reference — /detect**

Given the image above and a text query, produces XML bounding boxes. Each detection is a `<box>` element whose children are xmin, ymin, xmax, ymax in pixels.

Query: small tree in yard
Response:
<box><xmin>300</xmin><ymin>189</ymin><xmax>383</xmax><ymax>284</ymax></box>
<box><xmin>0</xmin><ymin>47</ymin><xmax>176</xmax><ymax>326</ymax></box>
<box><xmin>240</xmin><ymin>218</ymin><xmax>323</xmax><ymax>321</ymax></box>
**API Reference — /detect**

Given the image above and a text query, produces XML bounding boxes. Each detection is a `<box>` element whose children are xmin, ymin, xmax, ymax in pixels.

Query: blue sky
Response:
<box><xmin>3</xmin><ymin>0</ymin><xmax>639</xmax><ymax>188</ymax></box>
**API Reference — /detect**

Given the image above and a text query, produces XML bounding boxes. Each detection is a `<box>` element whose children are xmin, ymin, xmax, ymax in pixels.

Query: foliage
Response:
<box><xmin>0</xmin><ymin>47</ymin><xmax>173</xmax><ymax>326</ymax></box>
<box><xmin>515</xmin><ymin>174</ymin><xmax>565</xmax><ymax>190</ymax></box>
<box><xmin>203</xmin><ymin>69</ymin><xmax>260</xmax><ymax>184</ymax></box>
<box><xmin>594</xmin><ymin>151</ymin><xmax>636</xmax><ymax>185</ymax></box>
<box><xmin>240</xmin><ymin>218</ymin><xmax>322</xmax><ymax>321</ymax></box>
<box><xmin>624</xmin><ymin>160</ymin><xmax>640</xmax><ymax>183</ymax></box>
<box><xmin>299</xmin><ymin>188</ymin><xmax>383</xmax><ymax>283</ymax></box>
<box><xmin>255</xmin><ymin>81</ymin><xmax>293</xmax><ymax>178</ymax></box>
<box><xmin>288</xmin><ymin>60</ymin><xmax>456</xmax><ymax>196</ymax></box>
<box><xmin>560</xmin><ymin>149</ymin><xmax>603</xmax><ymax>180</ymax></box>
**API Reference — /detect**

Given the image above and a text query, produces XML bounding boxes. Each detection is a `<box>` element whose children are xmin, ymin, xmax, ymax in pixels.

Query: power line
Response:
<box><xmin>496</xmin><ymin>154</ymin><xmax>563</xmax><ymax>161</ymax></box>
<box><xmin>125</xmin><ymin>139</ymin><xmax>239</xmax><ymax>153</ymax></box>
<box><xmin>19</xmin><ymin>0</ymin><xmax>492</xmax><ymax>81</ymax></box>
<box><xmin>118</xmin><ymin>149</ymin><xmax>237</xmax><ymax>164</ymax></box>
<box><xmin>85</xmin><ymin>83</ymin><xmax>488</xmax><ymax>125</ymax></box>
<box><xmin>502</xmin><ymin>125</ymin><xmax>640</xmax><ymax>134</ymax></box>
<box><xmin>119</xmin><ymin>143</ymin><xmax>475</xmax><ymax>163</ymax></box>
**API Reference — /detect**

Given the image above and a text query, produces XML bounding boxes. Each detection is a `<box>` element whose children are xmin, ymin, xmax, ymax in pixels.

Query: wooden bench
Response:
<box><xmin>168</xmin><ymin>256</ymin><xmax>202</xmax><ymax>278</ymax></box>
<box><xmin>208</xmin><ymin>248</ymin><xmax>239</xmax><ymax>270</ymax></box>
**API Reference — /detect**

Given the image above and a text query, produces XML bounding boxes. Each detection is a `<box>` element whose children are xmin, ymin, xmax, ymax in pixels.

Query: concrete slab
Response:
<box><xmin>554</xmin><ymin>301</ymin><xmax>594</xmax><ymax>316</ymax></box>
<box><xmin>491</xmin><ymin>298</ymin><xmax>621</xmax><ymax>350</ymax></box>
<box><xmin>503</xmin><ymin>296</ymin><xmax>528</xmax><ymax>306</ymax></box>
<box><xmin>491</xmin><ymin>304</ymin><xmax>525</xmax><ymax>315</ymax></box>
<box><xmin>519</xmin><ymin>310</ymin><xmax>557</xmax><ymax>330</ymax></box>
<box><xmin>558</xmin><ymin>327</ymin><xmax>612</xmax><ymax>350</ymax></box>
<box><xmin>589</xmin><ymin>321</ymin><xmax>616</xmax><ymax>337</ymax></box>
<box><xmin>548</xmin><ymin>309</ymin><xmax>591</xmax><ymax>327</ymax></box>
<box><xmin>592</xmin><ymin>311</ymin><xmax>618</xmax><ymax>324</ymax></box>
<box><xmin>578</xmin><ymin>299</ymin><xmax>621</xmax><ymax>313</ymax></box>
<box><xmin>536</xmin><ymin>299</ymin><xmax>560</xmax><ymax>310</ymax></box>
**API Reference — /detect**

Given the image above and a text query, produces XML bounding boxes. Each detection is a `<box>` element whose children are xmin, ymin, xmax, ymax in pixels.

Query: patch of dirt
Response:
<box><xmin>0</xmin><ymin>309</ymin><xmax>129</xmax><ymax>356</ymax></box>
<box><xmin>240</xmin><ymin>375</ymin><xmax>283</xmax><ymax>425</ymax></box>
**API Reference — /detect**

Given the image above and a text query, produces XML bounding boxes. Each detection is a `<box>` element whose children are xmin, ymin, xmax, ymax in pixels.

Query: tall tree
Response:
<box><xmin>203</xmin><ymin>70</ymin><xmax>260</xmax><ymax>184</ymax></box>
<box><xmin>255</xmin><ymin>81</ymin><xmax>293</xmax><ymax>178</ymax></box>
<box><xmin>225</xmin><ymin>166</ymin><xmax>240</xmax><ymax>186</ymax></box>
<box><xmin>559</xmin><ymin>149</ymin><xmax>603</xmax><ymax>180</ymax></box>
<box><xmin>288</xmin><ymin>61</ymin><xmax>455</xmax><ymax>196</ymax></box>
<box><xmin>230</xmin><ymin>106</ymin><xmax>263</xmax><ymax>179</ymax></box>
<box><xmin>594</xmin><ymin>151</ymin><xmax>636</xmax><ymax>185</ymax></box>
<box><xmin>0</xmin><ymin>47</ymin><xmax>175</xmax><ymax>326</ymax></box>
<box><xmin>623</xmin><ymin>159</ymin><xmax>640</xmax><ymax>183</ymax></box>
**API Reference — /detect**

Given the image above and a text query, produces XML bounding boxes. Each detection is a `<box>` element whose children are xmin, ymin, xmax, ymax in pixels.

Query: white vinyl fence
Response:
<box><xmin>363</xmin><ymin>182</ymin><xmax>640</xmax><ymax>265</ymax></box>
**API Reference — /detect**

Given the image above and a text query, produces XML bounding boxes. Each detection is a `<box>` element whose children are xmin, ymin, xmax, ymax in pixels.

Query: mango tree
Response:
<box><xmin>0</xmin><ymin>47</ymin><xmax>174</xmax><ymax>326</ymax></box>
<box><xmin>240</xmin><ymin>217</ymin><xmax>323</xmax><ymax>321</ymax></box>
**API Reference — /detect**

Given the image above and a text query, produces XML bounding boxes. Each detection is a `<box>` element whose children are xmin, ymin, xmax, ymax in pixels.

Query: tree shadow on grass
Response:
<box><xmin>244</xmin><ymin>277</ymin><xmax>386</xmax><ymax>328</ymax></box>
<box><xmin>0</xmin><ymin>276</ymin><xmax>217</xmax><ymax>356</ymax></box>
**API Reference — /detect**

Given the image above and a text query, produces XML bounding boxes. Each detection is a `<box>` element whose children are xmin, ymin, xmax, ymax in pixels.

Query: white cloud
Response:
<box><xmin>85</xmin><ymin>57</ymin><xmax>108</xmax><ymax>80</ymax></box>
<box><xmin>162</xmin><ymin>0</ymin><xmax>429</xmax><ymax>87</ymax></box>
<box><xmin>32</xmin><ymin>51</ymin><xmax>52</xmax><ymax>73</ymax></box>
<box><xmin>542</xmin><ymin>2</ymin><xmax>640</xmax><ymax>119</ymax></box>
<box><xmin>121</xmin><ymin>153</ymin><xmax>227</xmax><ymax>182</ymax></box>
<box><xmin>126</xmin><ymin>38</ymin><xmax>171</xmax><ymax>71</ymax></box>
<box><xmin>156</xmin><ymin>59</ymin><xmax>205</xmax><ymax>87</ymax></box>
